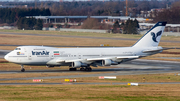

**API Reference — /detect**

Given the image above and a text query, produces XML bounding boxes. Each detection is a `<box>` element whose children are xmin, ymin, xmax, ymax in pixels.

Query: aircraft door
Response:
<box><xmin>50</xmin><ymin>52</ymin><xmax>54</xmax><ymax>59</ymax></box>
<box><xmin>101</xmin><ymin>52</ymin><xmax>104</xmax><ymax>57</ymax></box>
<box><xmin>78</xmin><ymin>53</ymin><xmax>81</xmax><ymax>59</ymax></box>
<box><xmin>24</xmin><ymin>48</ymin><xmax>27</xmax><ymax>52</ymax></box>
<box><xmin>28</xmin><ymin>53</ymin><xmax>32</xmax><ymax>60</ymax></box>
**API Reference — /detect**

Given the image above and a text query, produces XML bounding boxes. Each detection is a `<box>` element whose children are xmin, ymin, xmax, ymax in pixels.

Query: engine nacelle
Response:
<box><xmin>102</xmin><ymin>59</ymin><xmax>112</xmax><ymax>66</ymax></box>
<box><xmin>72</xmin><ymin>61</ymin><xmax>88</xmax><ymax>68</ymax></box>
<box><xmin>102</xmin><ymin>59</ymin><xmax>118</xmax><ymax>66</ymax></box>
<box><xmin>72</xmin><ymin>61</ymin><xmax>81</xmax><ymax>68</ymax></box>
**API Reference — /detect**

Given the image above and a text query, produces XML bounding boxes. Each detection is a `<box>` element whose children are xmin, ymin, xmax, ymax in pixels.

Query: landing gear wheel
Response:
<box><xmin>80</xmin><ymin>67</ymin><xmax>85</xmax><ymax>71</ymax></box>
<box><xmin>88</xmin><ymin>68</ymin><xmax>92</xmax><ymax>71</ymax></box>
<box><xmin>21</xmin><ymin>68</ymin><xmax>25</xmax><ymax>72</ymax></box>
<box><xmin>85</xmin><ymin>67</ymin><xmax>92</xmax><ymax>72</ymax></box>
<box><xmin>69</xmin><ymin>68</ymin><xmax>77</xmax><ymax>71</ymax></box>
<box><xmin>20</xmin><ymin>65</ymin><xmax>25</xmax><ymax>72</ymax></box>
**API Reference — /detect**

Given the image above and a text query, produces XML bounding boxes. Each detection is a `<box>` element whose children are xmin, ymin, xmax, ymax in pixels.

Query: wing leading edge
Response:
<box><xmin>56</xmin><ymin>55</ymin><xmax>139</xmax><ymax>63</ymax></box>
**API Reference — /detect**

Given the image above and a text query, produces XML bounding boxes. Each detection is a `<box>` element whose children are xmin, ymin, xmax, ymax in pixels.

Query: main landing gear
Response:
<box><xmin>21</xmin><ymin>65</ymin><xmax>25</xmax><ymax>72</ymax></box>
<box><xmin>80</xmin><ymin>67</ymin><xmax>92</xmax><ymax>71</ymax></box>
<box><xmin>69</xmin><ymin>68</ymin><xmax>77</xmax><ymax>71</ymax></box>
<box><xmin>69</xmin><ymin>67</ymin><xmax>92</xmax><ymax>71</ymax></box>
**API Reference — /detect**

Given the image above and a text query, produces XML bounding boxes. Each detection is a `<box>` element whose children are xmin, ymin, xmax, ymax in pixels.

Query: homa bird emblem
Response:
<box><xmin>151</xmin><ymin>31</ymin><xmax>162</xmax><ymax>42</ymax></box>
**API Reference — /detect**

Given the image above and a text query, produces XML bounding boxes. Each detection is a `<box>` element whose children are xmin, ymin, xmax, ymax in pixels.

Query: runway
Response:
<box><xmin>0</xmin><ymin>59</ymin><xmax>180</xmax><ymax>81</ymax></box>
<box><xmin>0</xmin><ymin>50</ymin><xmax>10</xmax><ymax>58</ymax></box>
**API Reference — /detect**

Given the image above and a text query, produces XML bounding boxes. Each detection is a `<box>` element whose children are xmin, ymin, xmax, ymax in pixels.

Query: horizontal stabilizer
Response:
<box><xmin>143</xmin><ymin>47</ymin><xmax>176</xmax><ymax>53</ymax></box>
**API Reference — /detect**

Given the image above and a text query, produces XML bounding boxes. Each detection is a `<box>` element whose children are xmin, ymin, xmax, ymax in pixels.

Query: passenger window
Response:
<box><xmin>15</xmin><ymin>48</ymin><xmax>21</xmax><ymax>50</ymax></box>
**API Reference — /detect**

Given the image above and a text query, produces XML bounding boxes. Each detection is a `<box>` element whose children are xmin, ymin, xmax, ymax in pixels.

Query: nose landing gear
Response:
<box><xmin>21</xmin><ymin>65</ymin><xmax>25</xmax><ymax>72</ymax></box>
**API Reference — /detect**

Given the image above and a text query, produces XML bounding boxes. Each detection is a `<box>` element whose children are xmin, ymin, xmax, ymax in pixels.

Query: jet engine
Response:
<box><xmin>72</xmin><ymin>61</ymin><xmax>87</xmax><ymax>68</ymax></box>
<box><xmin>102</xmin><ymin>59</ymin><xmax>118</xmax><ymax>66</ymax></box>
<box><xmin>102</xmin><ymin>59</ymin><xmax>111</xmax><ymax>66</ymax></box>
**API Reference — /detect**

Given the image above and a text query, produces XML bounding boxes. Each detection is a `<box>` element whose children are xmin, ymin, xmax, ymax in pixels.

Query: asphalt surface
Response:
<box><xmin>0</xmin><ymin>50</ymin><xmax>10</xmax><ymax>58</ymax></box>
<box><xmin>0</xmin><ymin>59</ymin><xmax>180</xmax><ymax>82</ymax></box>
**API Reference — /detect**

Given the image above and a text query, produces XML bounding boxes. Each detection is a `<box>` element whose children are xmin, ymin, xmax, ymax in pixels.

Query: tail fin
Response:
<box><xmin>133</xmin><ymin>22</ymin><xmax>167</xmax><ymax>47</ymax></box>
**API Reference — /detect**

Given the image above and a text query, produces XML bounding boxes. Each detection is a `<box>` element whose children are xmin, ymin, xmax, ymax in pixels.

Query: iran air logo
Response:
<box><xmin>32</xmin><ymin>51</ymin><xmax>49</xmax><ymax>55</ymax></box>
<box><xmin>151</xmin><ymin>31</ymin><xmax>162</xmax><ymax>43</ymax></box>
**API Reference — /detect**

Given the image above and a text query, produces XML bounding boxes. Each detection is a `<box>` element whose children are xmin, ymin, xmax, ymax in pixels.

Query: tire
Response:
<box><xmin>80</xmin><ymin>68</ymin><xmax>85</xmax><ymax>71</ymax></box>
<box><xmin>21</xmin><ymin>68</ymin><xmax>25</xmax><ymax>72</ymax></box>
<box><xmin>69</xmin><ymin>68</ymin><xmax>77</xmax><ymax>71</ymax></box>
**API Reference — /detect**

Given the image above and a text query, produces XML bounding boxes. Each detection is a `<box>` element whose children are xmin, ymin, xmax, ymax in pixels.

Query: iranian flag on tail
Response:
<box><xmin>54</xmin><ymin>51</ymin><xmax>59</xmax><ymax>55</ymax></box>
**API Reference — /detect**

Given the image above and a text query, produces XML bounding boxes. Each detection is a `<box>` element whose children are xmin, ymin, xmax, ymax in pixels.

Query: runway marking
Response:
<box><xmin>131</xmin><ymin>62</ymin><xmax>148</xmax><ymax>65</ymax></box>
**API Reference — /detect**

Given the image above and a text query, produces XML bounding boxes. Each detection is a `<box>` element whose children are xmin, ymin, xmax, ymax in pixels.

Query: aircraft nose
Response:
<box><xmin>4</xmin><ymin>54</ymin><xmax>9</xmax><ymax>61</ymax></box>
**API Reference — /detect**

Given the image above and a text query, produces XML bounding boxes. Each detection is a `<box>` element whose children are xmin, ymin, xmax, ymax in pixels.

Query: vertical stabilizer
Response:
<box><xmin>133</xmin><ymin>22</ymin><xmax>167</xmax><ymax>47</ymax></box>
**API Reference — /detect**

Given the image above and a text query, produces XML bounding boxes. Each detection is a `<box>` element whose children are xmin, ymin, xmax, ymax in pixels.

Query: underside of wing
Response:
<box><xmin>87</xmin><ymin>56</ymin><xmax>139</xmax><ymax>61</ymax></box>
<box><xmin>49</xmin><ymin>55</ymin><xmax>140</xmax><ymax>68</ymax></box>
<box><xmin>56</xmin><ymin>56</ymin><xmax>139</xmax><ymax>63</ymax></box>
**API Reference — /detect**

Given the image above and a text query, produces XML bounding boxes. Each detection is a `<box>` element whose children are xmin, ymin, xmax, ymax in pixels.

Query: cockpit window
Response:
<box><xmin>15</xmin><ymin>48</ymin><xmax>21</xmax><ymax>50</ymax></box>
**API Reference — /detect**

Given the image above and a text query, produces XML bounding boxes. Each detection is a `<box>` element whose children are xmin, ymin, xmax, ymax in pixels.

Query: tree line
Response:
<box><xmin>0</xmin><ymin>0</ymin><xmax>180</xmax><ymax>31</ymax></box>
<box><xmin>0</xmin><ymin>8</ymin><xmax>50</xmax><ymax>30</ymax></box>
<box><xmin>0</xmin><ymin>8</ymin><xmax>50</xmax><ymax>24</ymax></box>
<box><xmin>0</xmin><ymin>1</ymin><xmax>173</xmax><ymax>16</ymax></box>
<box><xmin>112</xmin><ymin>19</ymin><xmax>139</xmax><ymax>34</ymax></box>
<box><xmin>47</xmin><ymin>1</ymin><xmax>169</xmax><ymax>16</ymax></box>
<box><xmin>153</xmin><ymin>1</ymin><xmax>180</xmax><ymax>24</ymax></box>
<box><xmin>17</xmin><ymin>17</ymin><xmax>43</xmax><ymax>30</ymax></box>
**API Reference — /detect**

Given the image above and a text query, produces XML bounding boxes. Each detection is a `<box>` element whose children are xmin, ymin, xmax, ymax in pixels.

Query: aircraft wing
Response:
<box><xmin>56</xmin><ymin>56</ymin><xmax>139</xmax><ymax>63</ymax></box>
<box><xmin>86</xmin><ymin>56</ymin><xmax>139</xmax><ymax>61</ymax></box>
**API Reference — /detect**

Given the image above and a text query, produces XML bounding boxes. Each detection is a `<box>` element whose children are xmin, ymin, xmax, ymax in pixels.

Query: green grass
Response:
<box><xmin>0</xmin><ymin>84</ymin><xmax>180</xmax><ymax>101</ymax></box>
<box><xmin>1</xmin><ymin>29</ymin><xmax>180</xmax><ymax>42</ymax></box>
<box><xmin>0</xmin><ymin>29</ymin><xmax>148</xmax><ymax>39</ymax></box>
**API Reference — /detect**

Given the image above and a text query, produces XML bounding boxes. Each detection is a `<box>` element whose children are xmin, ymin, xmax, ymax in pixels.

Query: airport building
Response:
<box><xmin>26</xmin><ymin>15</ymin><xmax>180</xmax><ymax>35</ymax></box>
<box><xmin>26</xmin><ymin>16</ymin><xmax>150</xmax><ymax>24</ymax></box>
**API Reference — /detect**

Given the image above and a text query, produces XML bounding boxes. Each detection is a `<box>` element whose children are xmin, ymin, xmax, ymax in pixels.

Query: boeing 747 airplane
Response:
<box><xmin>4</xmin><ymin>22</ymin><xmax>167</xmax><ymax>72</ymax></box>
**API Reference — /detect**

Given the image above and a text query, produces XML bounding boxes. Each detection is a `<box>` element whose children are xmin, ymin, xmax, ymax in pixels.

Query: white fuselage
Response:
<box><xmin>4</xmin><ymin>46</ymin><xmax>161</xmax><ymax>66</ymax></box>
